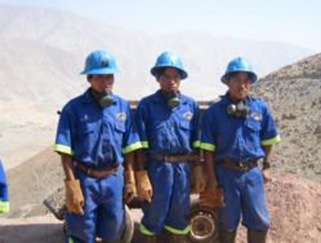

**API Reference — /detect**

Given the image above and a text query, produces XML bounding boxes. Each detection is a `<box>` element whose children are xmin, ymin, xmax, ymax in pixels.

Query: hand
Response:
<box><xmin>262</xmin><ymin>168</ymin><xmax>272</xmax><ymax>183</ymax></box>
<box><xmin>64</xmin><ymin>179</ymin><xmax>84</xmax><ymax>215</ymax></box>
<box><xmin>135</xmin><ymin>170</ymin><xmax>153</xmax><ymax>203</ymax></box>
<box><xmin>193</xmin><ymin>165</ymin><xmax>207</xmax><ymax>193</ymax></box>
<box><xmin>124</xmin><ymin>170</ymin><xmax>136</xmax><ymax>203</ymax></box>
<box><xmin>199</xmin><ymin>186</ymin><xmax>224</xmax><ymax>208</ymax></box>
<box><xmin>207</xmin><ymin>178</ymin><xmax>219</xmax><ymax>190</ymax></box>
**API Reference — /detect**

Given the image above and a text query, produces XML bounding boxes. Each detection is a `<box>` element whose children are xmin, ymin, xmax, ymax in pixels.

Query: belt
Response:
<box><xmin>217</xmin><ymin>159</ymin><xmax>258</xmax><ymax>172</ymax></box>
<box><xmin>75</xmin><ymin>163</ymin><xmax>119</xmax><ymax>178</ymax></box>
<box><xmin>149</xmin><ymin>153</ymin><xmax>200</xmax><ymax>163</ymax></box>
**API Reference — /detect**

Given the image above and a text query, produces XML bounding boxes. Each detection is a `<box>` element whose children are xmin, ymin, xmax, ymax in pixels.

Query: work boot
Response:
<box><xmin>101</xmin><ymin>240</ymin><xmax>122</xmax><ymax>243</ymax></box>
<box><xmin>218</xmin><ymin>229</ymin><xmax>237</xmax><ymax>243</ymax></box>
<box><xmin>247</xmin><ymin>230</ymin><xmax>267</xmax><ymax>243</ymax></box>
<box><xmin>140</xmin><ymin>234</ymin><xmax>158</xmax><ymax>243</ymax></box>
<box><xmin>167</xmin><ymin>233</ymin><xmax>189</xmax><ymax>243</ymax></box>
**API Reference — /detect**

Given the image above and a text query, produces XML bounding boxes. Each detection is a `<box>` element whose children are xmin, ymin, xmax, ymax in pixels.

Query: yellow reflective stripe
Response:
<box><xmin>261</xmin><ymin>134</ymin><xmax>281</xmax><ymax>146</ymax></box>
<box><xmin>200</xmin><ymin>142</ymin><xmax>216</xmax><ymax>151</ymax></box>
<box><xmin>54</xmin><ymin>144</ymin><xmax>74</xmax><ymax>155</ymax></box>
<box><xmin>165</xmin><ymin>224</ymin><xmax>190</xmax><ymax>235</ymax></box>
<box><xmin>193</xmin><ymin>140</ymin><xmax>201</xmax><ymax>149</ymax></box>
<box><xmin>139</xmin><ymin>223</ymin><xmax>155</xmax><ymax>236</ymax></box>
<box><xmin>68</xmin><ymin>237</ymin><xmax>74</xmax><ymax>243</ymax></box>
<box><xmin>142</xmin><ymin>141</ymin><xmax>149</xmax><ymax>149</ymax></box>
<box><xmin>0</xmin><ymin>201</ymin><xmax>9</xmax><ymax>214</ymax></box>
<box><xmin>122</xmin><ymin>141</ymin><xmax>143</xmax><ymax>154</ymax></box>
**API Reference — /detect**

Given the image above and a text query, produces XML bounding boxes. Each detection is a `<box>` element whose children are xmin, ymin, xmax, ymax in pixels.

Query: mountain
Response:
<box><xmin>0</xmin><ymin>4</ymin><xmax>315</xmax><ymax>104</ymax></box>
<box><xmin>0</xmin><ymin>4</ymin><xmax>316</xmax><ymax>169</ymax></box>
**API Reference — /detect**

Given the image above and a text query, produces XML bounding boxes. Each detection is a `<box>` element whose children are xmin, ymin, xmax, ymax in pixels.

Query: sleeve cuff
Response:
<box><xmin>261</xmin><ymin>134</ymin><xmax>281</xmax><ymax>146</ymax></box>
<box><xmin>54</xmin><ymin>144</ymin><xmax>74</xmax><ymax>155</ymax></box>
<box><xmin>200</xmin><ymin>142</ymin><xmax>216</xmax><ymax>151</ymax></box>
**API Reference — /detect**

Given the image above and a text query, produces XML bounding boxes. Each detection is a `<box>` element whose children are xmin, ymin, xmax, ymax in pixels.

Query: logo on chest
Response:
<box><xmin>183</xmin><ymin>111</ymin><xmax>194</xmax><ymax>121</ymax></box>
<box><xmin>250</xmin><ymin>112</ymin><xmax>262</xmax><ymax>121</ymax></box>
<box><xmin>116</xmin><ymin>112</ymin><xmax>127</xmax><ymax>121</ymax></box>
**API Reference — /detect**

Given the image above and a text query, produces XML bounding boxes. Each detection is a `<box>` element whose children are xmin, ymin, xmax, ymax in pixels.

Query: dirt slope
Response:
<box><xmin>1</xmin><ymin>170</ymin><xmax>321</xmax><ymax>243</ymax></box>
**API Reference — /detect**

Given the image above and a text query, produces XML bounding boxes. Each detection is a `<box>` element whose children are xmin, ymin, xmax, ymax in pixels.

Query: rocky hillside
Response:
<box><xmin>253</xmin><ymin>53</ymin><xmax>321</xmax><ymax>181</ymax></box>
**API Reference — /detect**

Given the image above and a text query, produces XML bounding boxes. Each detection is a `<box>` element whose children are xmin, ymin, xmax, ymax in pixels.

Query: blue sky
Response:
<box><xmin>1</xmin><ymin>0</ymin><xmax>320</xmax><ymax>51</ymax></box>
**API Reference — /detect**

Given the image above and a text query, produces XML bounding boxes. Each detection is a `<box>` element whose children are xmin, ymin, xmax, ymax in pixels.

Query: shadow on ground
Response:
<box><xmin>0</xmin><ymin>223</ymin><xmax>64</xmax><ymax>243</ymax></box>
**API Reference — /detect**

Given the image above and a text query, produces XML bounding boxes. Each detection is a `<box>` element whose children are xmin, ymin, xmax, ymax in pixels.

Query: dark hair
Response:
<box><xmin>153</xmin><ymin>67</ymin><xmax>167</xmax><ymax>79</ymax></box>
<box><xmin>226</xmin><ymin>72</ymin><xmax>254</xmax><ymax>81</ymax></box>
<box><xmin>154</xmin><ymin>67</ymin><xmax>184</xmax><ymax>80</ymax></box>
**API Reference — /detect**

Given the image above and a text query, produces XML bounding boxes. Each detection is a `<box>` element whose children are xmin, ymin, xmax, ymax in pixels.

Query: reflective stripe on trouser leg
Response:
<box><xmin>0</xmin><ymin>201</ymin><xmax>9</xmax><ymax>214</ymax></box>
<box><xmin>141</xmin><ymin>161</ymin><xmax>191</xmax><ymax>234</ymax></box>
<box><xmin>164</xmin><ymin>161</ymin><xmax>191</xmax><ymax>234</ymax></box>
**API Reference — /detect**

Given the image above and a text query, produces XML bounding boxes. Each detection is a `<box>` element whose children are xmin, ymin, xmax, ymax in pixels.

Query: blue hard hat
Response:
<box><xmin>81</xmin><ymin>50</ymin><xmax>119</xmax><ymax>75</ymax></box>
<box><xmin>221</xmin><ymin>57</ymin><xmax>258</xmax><ymax>84</ymax></box>
<box><xmin>150</xmin><ymin>52</ymin><xmax>188</xmax><ymax>80</ymax></box>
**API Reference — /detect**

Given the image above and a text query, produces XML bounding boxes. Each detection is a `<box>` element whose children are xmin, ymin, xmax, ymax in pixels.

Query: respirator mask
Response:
<box><xmin>162</xmin><ymin>91</ymin><xmax>180</xmax><ymax>108</ymax></box>
<box><xmin>92</xmin><ymin>89</ymin><xmax>114</xmax><ymax>108</ymax></box>
<box><xmin>227</xmin><ymin>99</ymin><xmax>250</xmax><ymax>118</ymax></box>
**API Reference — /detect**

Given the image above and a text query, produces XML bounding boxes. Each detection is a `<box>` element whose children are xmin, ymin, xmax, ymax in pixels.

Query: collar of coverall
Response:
<box><xmin>220</xmin><ymin>92</ymin><xmax>252</xmax><ymax>106</ymax></box>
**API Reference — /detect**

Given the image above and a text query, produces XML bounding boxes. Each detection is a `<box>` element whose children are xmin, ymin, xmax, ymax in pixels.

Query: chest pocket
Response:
<box><xmin>114</xmin><ymin>122</ymin><xmax>126</xmax><ymax>133</ymax></box>
<box><xmin>245</xmin><ymin>119</ymin><xmax>261</xmax><ymax>132</ymax></box>
<box><xmin>148</xmin><ymin>122</ymin><xmax>169</xmax><ymax>148</ymax></box>
<box><xmin>179</xmin><ymin>121</ymin><xmax>192</xmax><ymax>131</ymax></box>
<box><xmin>151</xmin><ymin>122</ymin><xmax>168</xmax><ymax>136</ymax></box>
<box><xmin>78</xmin><ymin>122</ymin><xmax>95</xmax><ymax>136</ymax></box>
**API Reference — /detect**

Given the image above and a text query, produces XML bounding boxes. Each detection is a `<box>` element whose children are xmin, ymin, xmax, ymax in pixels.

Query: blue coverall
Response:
<box><xmin>135</xmin><ymin>90</ymin><xmax>200</xmax><ymax>235</ymax></box>
<box><xmin>55</xmin><ymin>89</ymin><xmax>142</xmax><ymax>243</ymax></box>
<box><xmin>0</xmin><ymin>159</ymin><xmax>9</xmax><ymax>214</ymax></box>
<box><xmin>201</xmin><ymin>95</ymin><xmax>280</xmax><ymax>231</ymax></box>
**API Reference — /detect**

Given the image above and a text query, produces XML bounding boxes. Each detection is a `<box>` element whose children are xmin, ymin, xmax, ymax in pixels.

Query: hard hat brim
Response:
<box><xmin>221</xmin><ymin>71</ymin><xmax>258</xmax><ymax>84</ymax></box>
<box><xmin>150</xmin><ymin>66</ymin><xmax>188</xmax><ymax>80</ymax></box>
<box><xmin>81</xmin><ymin>67</ymin><xmax>120</xmax><ymax>75</ymax></box>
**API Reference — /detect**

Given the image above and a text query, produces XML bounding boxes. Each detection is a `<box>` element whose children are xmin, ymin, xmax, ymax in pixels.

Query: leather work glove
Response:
<box><xmin>124</xmin><ymin>170</ymin><xmax>137</xmax><ymax>203</ymax></box>
<box><xmin>192</xmin><ymin>165</ymin><xmax>207</xmax><ymax>193</ymax></box>
<box><xmin>199</xmin><ymin>187</ymin><xmax>224</xmax><ymax>209</ymax></box>
<box><xmin>135</xmin><ymin>170</ymin><xmax>153</xmax><ymax>203</ymax></box>
<box><xmin>64</xmin><ymin>179</ymin><xmax>84</xmax><ymax>215</ymax></box>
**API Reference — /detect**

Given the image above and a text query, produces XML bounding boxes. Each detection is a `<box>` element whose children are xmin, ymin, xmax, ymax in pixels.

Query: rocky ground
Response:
<box><xmin>1</xmin><ymin>169</ymin><xmax>321</xmax><ymax>243</ymax></box>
